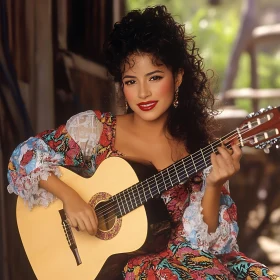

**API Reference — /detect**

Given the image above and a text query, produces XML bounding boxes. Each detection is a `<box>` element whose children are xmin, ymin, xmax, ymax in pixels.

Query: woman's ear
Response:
<box><xmin>175</xmin><ymin>68</ymin><xmax>184</xmax><ymax>89</ymax></box>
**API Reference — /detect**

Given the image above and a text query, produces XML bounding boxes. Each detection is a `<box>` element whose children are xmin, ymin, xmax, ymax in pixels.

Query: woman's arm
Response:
<box><xmin>202</xmin><ymin>144</ymin><xmax>242</xmax><ymax>232</ymax></box>
<box><xmin>7</xmin><ymin>110</ymin><xmax>103</xmax><ymax>235</ymax></box>
<box><xmin>182</xmin><ymin>145</ymin><xmax>242</xmax><ymax>254</ymax></box>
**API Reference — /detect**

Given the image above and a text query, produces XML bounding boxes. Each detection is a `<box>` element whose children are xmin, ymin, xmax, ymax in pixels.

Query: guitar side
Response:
<box><xmin>16</xmin><ymin>157</ymin><xmax>151</xmax><ymax>280</ymax></box>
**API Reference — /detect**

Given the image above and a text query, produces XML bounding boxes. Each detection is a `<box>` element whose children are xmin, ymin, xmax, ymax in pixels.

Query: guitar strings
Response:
<box><xmin>94</xmin><ymin>121</ymin><xmax>256</xmax><ymax>220</ymax></box>
<box><xmin>95</xmin><ymin>127</ymin><xmax>250</xmax><ymax>222</ymax></box>
<box><xmin>94</xmin><ymin>121</ymin><xmax>254</xmax><ymax>220</ymax></box>
<box><xmin>95</xmin><ymin>117</ymin><xmax>269</xmax><ymax>224</ymax></box>
<box><xmin>94</xmin><ymin>134</ymin><xmax>255</xmax><ymax>226</ymax></box>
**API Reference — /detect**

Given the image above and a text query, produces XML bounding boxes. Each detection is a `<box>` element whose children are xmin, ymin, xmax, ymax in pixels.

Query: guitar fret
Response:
<box><xmin>141</xmin><ymin>182</ymin><xmax>147</xmax><ymax>202</ymax></box>
<box><xmin>166</xmin><ymin>168</ymin><xmax>173</xmax><ymax>186</ymax></box>
<box><xmin>113</xmin><ymin>196</ymin><xmax>123</xmax><ymax>217</ymax></box>
<box><xmin>135</xmin><ymin>184</ymin><xmax>142</xmax><ymax>205</ymax></box>
<box><xmin>200</xmin><ymin>149</ymin><xmax>207</xmax><ymax>166</ymax></box>
<box><xmin>190</xmin><ymin>155</ymin><xmax>197</xmax><ymax>172</ymax></box>
<box><xmin>154</xmin><ymin>175</ymin><xmax>160</xmax><ymax>194</ymax></box>
<box><xmin>147</xmin><ymin>180</ymin><xmax>153</xmax><ymax>198</ymax></box>
<box><xmin>122</xmin><ymin>190</ymin><xmax>130</xmax><ymax>213</ymax></box>
<box><xmin>116</xmin><ymin>192</ymin><xmax>126</xmax><ymax>216</ymax></box>
<box><xmin>174</xmin><ymin>164</ymin><xmax>180</xmax><ymax>183</ymax></box>
<box><xmin>182</xmin><ymin>160</ymin><xmax>189</xmax><ymax>177</ymax></box>
<box><xmin>121</xmin><ymin>195</ymin><xmax>127</xmax><ymax>214</ymax></box>
<box><xmin>130</xmin><ymin>187</ymin><xmax>138</xmax><ymax>208</ymax></box>
<box><xmin>161</xmin><ymin>171</ymin><xmax>167</xmax><ymax>190</ymax></box>
<box><xmin>210</xmin><ymin>143</ymin><xmax>215</xmax><ymax>153</ymax></box>
<box><xmin>126</xmin><ymin>189</ymin><xmax>134</xmax><ymax>211</ymax></box>
<box><xmin>236</xmin><ymin>128</ymin><xmax>244</xmax><ymax>147</ymax></box>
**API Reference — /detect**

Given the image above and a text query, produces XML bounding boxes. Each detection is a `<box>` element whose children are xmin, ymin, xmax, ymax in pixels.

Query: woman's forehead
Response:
<box><xmin>123</xmin><ymin>53</ymin><xmax>165</xmax><ymax>72</ymax></box>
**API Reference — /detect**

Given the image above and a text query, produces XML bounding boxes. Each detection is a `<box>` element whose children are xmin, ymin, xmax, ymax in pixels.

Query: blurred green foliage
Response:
<box><xmin>126</xmin><ymin>0</ymin><xmax>280</xmax><ymax>111</ymax></box>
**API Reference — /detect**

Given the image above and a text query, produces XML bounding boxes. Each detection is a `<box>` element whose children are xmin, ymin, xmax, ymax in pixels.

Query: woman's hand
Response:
<box><xmin>62</xmin><ymin>190</ymin><xmax>98</xmax><ymax>236</ymax></box>
<box><xmin>202</xmin><ymin>144</ymin><xmax>242</xmax><ymax>232</ymax></box>
<box><xmin>39</xmin><ymin>174</ymin><xmax>98</xmax><ymax>235</ymax></box>
<box><xmin>206</xmin><ymin>144</ymin><xmax>242</xmax><ymax>189</ymax></box>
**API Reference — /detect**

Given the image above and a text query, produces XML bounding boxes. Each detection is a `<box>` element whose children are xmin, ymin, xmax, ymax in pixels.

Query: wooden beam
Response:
<box><xmin>221</xmin><ymin>88</ymin><xmax>280</xmax><ymax>100</ymax></box>
<box><xmin>57</xmin><ymin>0</ymin><xmax>68</xmax><ymax>50</ymax></box>
<box><xmin>24</xmin><ymin>0</ymin><xmax>36</xmax><ymax>128</ymax></box>
<box><xmin>113</xmin><ymin>0</ymin><xmax>126</xmax><ymax>115</ymax></box>
<box><xmin>34</xmin><ymin>0</ymin><xmax>54</xmax><ymax>132</ymax></box>
<box><xmin>252</xmin><ymin>24</ymin><xmax>280</xmax><ymax>44</ymax></box>
<box><xmin>113</xmin><ymin>0</ymin><xmax>122</xmax><ymax>24</ymax></box>
<box><xmin>63</xmin><ymin>52</ymin><xmax>108</xmax><ymax>80</ymax></box>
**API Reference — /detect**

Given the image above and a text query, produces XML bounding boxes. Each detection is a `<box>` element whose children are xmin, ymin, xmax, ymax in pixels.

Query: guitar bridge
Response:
<box><xmin>59</xmin><ymin>209</ymin><xmax>82</xmax><ymax>266</ymax></box>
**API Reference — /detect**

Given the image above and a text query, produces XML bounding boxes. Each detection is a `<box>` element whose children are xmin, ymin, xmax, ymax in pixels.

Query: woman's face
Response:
<box><xmin>122</xmin><ymin>53</ymin><xmax>183</xmax><ymax>122</ymax></box>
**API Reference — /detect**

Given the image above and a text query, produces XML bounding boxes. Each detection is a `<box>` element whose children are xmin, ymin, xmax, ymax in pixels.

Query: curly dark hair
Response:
<box><xmin>103</xmin><ymin>5</ymin><xmax>217</xmax><ymax>153</ymax></box>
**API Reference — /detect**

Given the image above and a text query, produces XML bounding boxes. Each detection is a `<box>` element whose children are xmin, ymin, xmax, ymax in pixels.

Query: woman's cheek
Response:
<box><xmin>124</xmin><ymin>87</ymin><xmax>136</xmax><ymax>103</ymax></box>
<box><xmin>157</xmin><ymin>79</ymin><xmax>174</xmax><ymax>98</ymax></box>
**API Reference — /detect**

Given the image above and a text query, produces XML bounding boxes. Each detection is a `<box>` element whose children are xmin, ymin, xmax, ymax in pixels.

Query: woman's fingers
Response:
<box><xmin>66</xmin><ymin>207</ymin><xmax>98</xmax><ymax>236</ymax></box>
<box><xmin>214</xmin><ymin>146</ymin><xmax>235</xmax><ymax>173</ymax></box>
<box><xmin>208</xmin><ymin>144</ymin><xmax>242</xmax><ymax>187</ymax></box>
<box><xmin>231</xmin><ymin>145</ymin><xmax>242</xmax><ymax>167</ymax></box>
<box><xmin>88</xmin><ymin>209</ymin><xmax>98</xmax><ymax>235</ymax></box>
<box><xmin>82</xmin><ymin>208</ymin><xmax>98</xmax><ymax>235</ymax></box>
<box><xmin>67</xmin><ymin>216</ymin><xmax>79</xmax><ymax>230</ymax></box>
<box><xmin>76</xmin><ymin>218</ymin><xmax>87</xmax><ymax>232</ymax></box>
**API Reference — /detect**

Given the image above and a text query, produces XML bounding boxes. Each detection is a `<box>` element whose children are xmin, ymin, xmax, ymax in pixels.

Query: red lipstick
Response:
<box><xmin>137</xmin><ymin>101</ymin><xmax>158</xmax><ymax>111</ymax></box>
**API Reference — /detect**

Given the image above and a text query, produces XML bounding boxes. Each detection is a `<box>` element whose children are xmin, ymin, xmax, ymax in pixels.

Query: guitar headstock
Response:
<box><xmin>235</xmin><ymin>106</ymin><xmax>280</xmax><ymax>153</ymax></box>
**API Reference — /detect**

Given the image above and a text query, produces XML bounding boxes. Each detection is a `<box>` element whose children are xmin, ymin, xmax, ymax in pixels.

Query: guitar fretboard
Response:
<box><xmin>111</xmin><ymin>129</ymin><xmax>240</xmax><ymax>217</ymax></box>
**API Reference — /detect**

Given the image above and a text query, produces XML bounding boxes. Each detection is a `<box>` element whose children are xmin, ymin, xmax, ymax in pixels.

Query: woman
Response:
<box><xmin>7</xmin><ymin>5</ymin><xmax>278</xmax><ymax>279</ymax></box>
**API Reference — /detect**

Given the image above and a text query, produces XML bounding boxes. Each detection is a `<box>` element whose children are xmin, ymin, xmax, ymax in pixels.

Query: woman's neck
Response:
<box><xmin>129</xmin><ymin>112</ymin><xmax>170</xmax><ymax>139</ymax></box>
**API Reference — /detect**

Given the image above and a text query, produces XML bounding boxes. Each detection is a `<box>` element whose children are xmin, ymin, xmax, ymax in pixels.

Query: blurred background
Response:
<box><xmin>0</xmin><ymin>0</ymin><xmax>280</xmax><ymax>279</ymax></box>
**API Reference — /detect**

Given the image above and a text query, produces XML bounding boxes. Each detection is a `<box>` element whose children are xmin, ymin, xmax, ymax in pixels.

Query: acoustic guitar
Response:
<box><xmin>16</xmin><ymin>106</ymin><xmax>280</xmax><ymax>280</ymax></box>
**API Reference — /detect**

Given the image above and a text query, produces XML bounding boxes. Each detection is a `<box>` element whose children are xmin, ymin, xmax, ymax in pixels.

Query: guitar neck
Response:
<box><xmin>112</xmin><ymin>129</ymin><xmax>240</xmax><ymax>217</ymax></box>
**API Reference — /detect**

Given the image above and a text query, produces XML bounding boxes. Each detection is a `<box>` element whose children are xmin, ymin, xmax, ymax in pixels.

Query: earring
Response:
<box><xmin>173</xmin><ymin>88</ymin><xmax>179</xmax><ymax>108</ymax></box>
<box><xmin>125</xmin><ymin>99</ymin><xmax>128</xmax><ymax>112</ymax></box>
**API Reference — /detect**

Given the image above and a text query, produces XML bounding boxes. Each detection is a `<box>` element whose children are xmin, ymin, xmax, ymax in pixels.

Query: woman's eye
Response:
<box><xmin>124</xmin><ymin>80</ymin><xmax>136</xmax><ymax>85</ymax></box>
<box><xmin>150</xmin><ymin>76</ymin><xmax>162</xmax><ymax>81</ymax></box>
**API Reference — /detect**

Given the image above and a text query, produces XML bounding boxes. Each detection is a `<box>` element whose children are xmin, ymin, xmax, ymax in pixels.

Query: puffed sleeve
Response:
<box><xmin>7</xmin><ymin>110</ymin><xmax>103</xmax><ymax>209</ymax></box>
<box><xmin>182</xmin><ymin>166</ymin><xmax>239</xmax><ymax>254</ymax></box>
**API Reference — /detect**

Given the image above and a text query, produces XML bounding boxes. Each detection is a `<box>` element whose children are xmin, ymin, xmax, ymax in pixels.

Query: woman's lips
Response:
<box><xmin>137</xmin><ymin>101</ymin><xmax>158</xmax><ymax>111</ymax></box>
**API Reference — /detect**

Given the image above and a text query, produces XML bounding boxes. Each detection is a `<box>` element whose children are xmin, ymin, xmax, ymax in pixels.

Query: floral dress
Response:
<box><xmin>7</xmin><ymin>111</ymin><xmax>279</xmax><ymax>280</ymax></box>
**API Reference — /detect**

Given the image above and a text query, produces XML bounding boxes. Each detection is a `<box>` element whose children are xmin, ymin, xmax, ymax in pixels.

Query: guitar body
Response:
<box><xmin>16</xmin><ymin>157</ymin><xmax>171</xmax><ymax>280</ymax></box>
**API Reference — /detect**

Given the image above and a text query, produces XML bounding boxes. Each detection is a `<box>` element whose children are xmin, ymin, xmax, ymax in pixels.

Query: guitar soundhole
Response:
<box><xmin>96</xmin><ymin>201</ymin><xmax>117</xmax><ymax>231</ymax></box>
<box><xmin>89</xmin><ymin>192</ymin><xmax>122</xmax><ymax>240</ymax></box>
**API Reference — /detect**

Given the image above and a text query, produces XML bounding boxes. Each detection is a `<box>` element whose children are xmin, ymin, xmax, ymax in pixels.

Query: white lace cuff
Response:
<box><xmin>182</xmin><ymin>167</ymin><xmax>239</xmax><ymax>254</ymax></box>
<box><xmin>7</xmin><ymin>165</ymin><xmax>61</xmax><ymax>209</ymax></box>
<box><xmin>7</xmin><ymin>137</ymin><xmax>65</xmax><ymax>209</ymax></box>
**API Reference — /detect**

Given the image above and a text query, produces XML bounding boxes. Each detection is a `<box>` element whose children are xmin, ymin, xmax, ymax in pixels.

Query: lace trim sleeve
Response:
<box><xmin>7</xmin><ymin>111</ymin><xmax>103</xmax><ymax>209</ymax></box>
<box><xmin>182</xmin><ymin>166</ymin><xmax>239</xmax><ymax>254</ymax></box>
<box><xmin>7</xmin><ymin>137</ymin><xmax>64</xmax><ymax>208</ymax></box>
<box><xmin>66</xmin><ymin>110</ymin><xmax>103</xmax><ymax>159</ymax></box>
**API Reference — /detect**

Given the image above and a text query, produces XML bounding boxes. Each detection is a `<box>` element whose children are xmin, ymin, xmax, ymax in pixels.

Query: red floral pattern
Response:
<box><xmin>20</xmin><ymin>150</ymin><xmax>33</xmax><ymax>166</ymax></box>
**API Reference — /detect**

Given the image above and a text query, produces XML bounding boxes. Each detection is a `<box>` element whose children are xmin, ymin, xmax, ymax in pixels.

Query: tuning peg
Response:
<box><xmin>265</xmin><ymin>106</ymin><xmax>273</xmax><ymax>111</ymax></box>
<box><xmin>259</xmin><ymin>108</ymin><xmax>265</xmax><ymax>113</ymax></box>
<box><xmin>264</xmin><ymin>144</ymin><xmax>272</xmax><ymax>154</ymax></box>
<box><xmin>276</xmin><ymin>145</ymin><xmax>279</xmax><ymax>149</ymax></box>
<box><xmin>246</xmin><ymin>112</ymin><xmax>256</xmax><ymax>119</ymax></box>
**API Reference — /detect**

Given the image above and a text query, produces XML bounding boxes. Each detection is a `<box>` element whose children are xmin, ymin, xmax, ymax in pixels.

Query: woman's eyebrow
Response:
<box><xmin>123</xmin><ymin>70</ymin><xmax>164</xmax><ymax>79</ymax></box>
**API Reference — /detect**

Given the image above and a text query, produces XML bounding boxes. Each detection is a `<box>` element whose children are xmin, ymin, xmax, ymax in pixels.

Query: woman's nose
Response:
<box><xmin>138</xmin><ymin>83</ymin><xmax>151</xmax><ymax>99</ymax></box>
